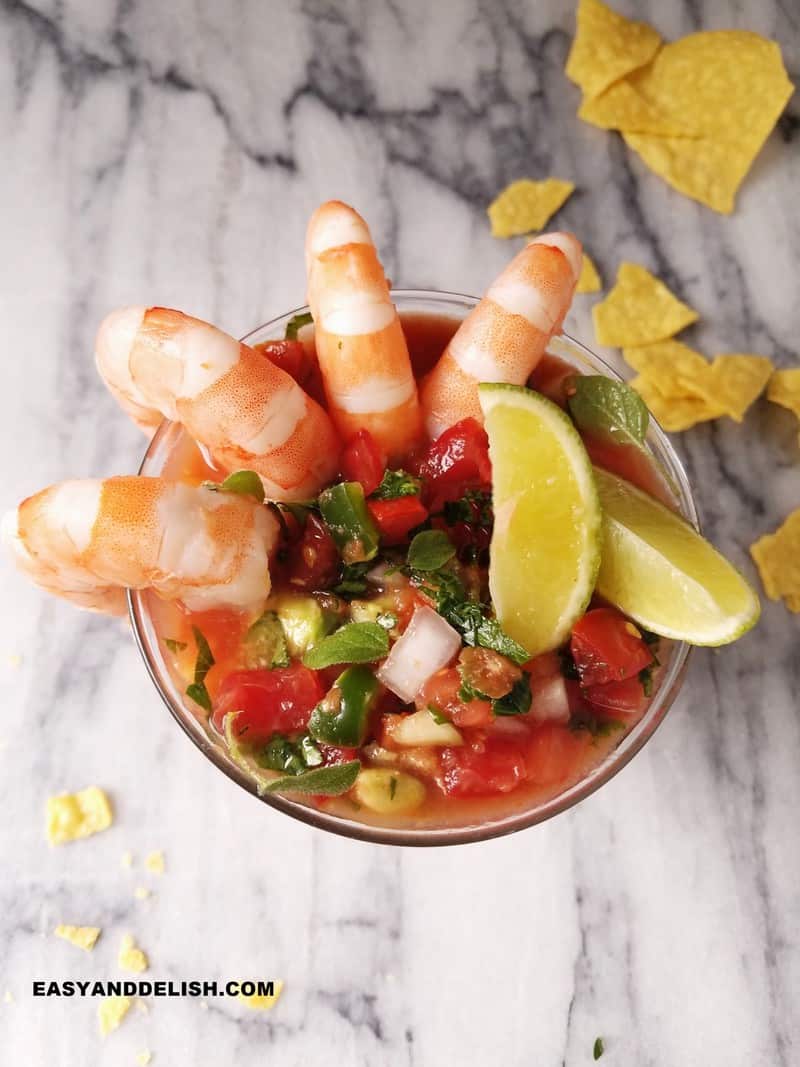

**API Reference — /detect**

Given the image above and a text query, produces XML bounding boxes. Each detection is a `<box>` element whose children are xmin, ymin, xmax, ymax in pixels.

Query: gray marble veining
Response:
<box><xmin>0</xmin><ymin>1</ymin><xmax>798</xmax><ymax>1063</ymax></box>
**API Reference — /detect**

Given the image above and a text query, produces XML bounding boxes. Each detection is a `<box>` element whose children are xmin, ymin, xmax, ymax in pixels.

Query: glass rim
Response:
<box><xmin>129</xmin><ymin>288</ymin><xmax>696</xmax><ymax>847</ymax></box>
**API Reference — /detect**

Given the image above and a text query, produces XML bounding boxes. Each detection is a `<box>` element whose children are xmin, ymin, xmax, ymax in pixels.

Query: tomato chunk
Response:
<box><xmin>417</xmin><ymin>417</ymin><xmax>491</xmax><ymax>507</ymax></box>
<box><xmin>212</xmin><ymin>665</ymin><xmax>324</xmax><ymax>744</ymax></box>
<box><xmin>440</xmin><ymin>737</ymin><xmax>528</xmax><ymax>796</ymax></box>
<box><xmin>367</xmin><ymin>496</ymin><xmax>428</xmax><ymax>545</ymax></box>
<box><xmin>419</xmin><ymin>667</ymin><xmax>493</xmax><ymax>728</ymax></box>
<box><xmin>584</xmin><ymin>675</ymin><xmax>648</xmax><ymax>715</ymax></box>
<box><xmin>525</xmin><ymin>722</ymin><xmax>589</xmax><ymax>786</ymax></box>
<box><xmin>284</xmin><ymin>513</ymin><xmax>340</xmax><ymax>591</ymax></box>
<box><xmin>341</xmin><ymin>430</ymin><xmax>386</xmax><ymax>496</ymax></box>
<box><xmin>570</xmin><ymin>608</ymin><xmax>654</xmax><ymax>687</ymax></box>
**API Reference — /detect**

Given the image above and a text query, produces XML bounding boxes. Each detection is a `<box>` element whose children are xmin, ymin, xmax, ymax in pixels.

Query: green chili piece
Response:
<box><xmin>318</xmin><ymin>482</ymin><xmax>380</xmax><ymax>563</ymax></box>
<box><xmin>309</xmin><ymin>665</ymin><xmax>379</xmax><ymax>747</ymax></box>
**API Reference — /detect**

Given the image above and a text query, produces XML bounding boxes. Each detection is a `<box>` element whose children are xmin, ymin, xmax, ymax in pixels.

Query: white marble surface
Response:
<box><xmin>1</xmin><ymin>1</ymin><xmax>798</xmax><ymax>1063</ymax></box>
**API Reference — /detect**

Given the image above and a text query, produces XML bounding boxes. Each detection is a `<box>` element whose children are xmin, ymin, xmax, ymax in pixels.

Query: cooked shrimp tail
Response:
<box><xmin>95</xmin><ymin>309</ymin><xmax>340</xmax><ymax>501</ymax></box>
<box><xmin>305</xmin><ymin>201</ymin><xmax>423</xmax><ymax>462</ymax></box>
<box><xmin>420</xmin><ymin>233</ymin><xmax>582</xmax><ymax>438</ymax></box>
<box><xmin>2</xmin><ymin>477</ymin><xmax>278</xmax><ymax>615</ymax></box>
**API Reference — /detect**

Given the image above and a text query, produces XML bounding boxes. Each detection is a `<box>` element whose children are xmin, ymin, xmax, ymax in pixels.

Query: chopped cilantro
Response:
<box><xmin>334</xmin><ymin>561</ymin><xmax>372</xmax><ymax>597</ymax></box>
<box><xmin>285</xmin><ymin>310</ymin><xmax>313</xmax><ymax>340</ymax></box>
<box><xmin>593</xmin><ymin>1037</ymin><xmax>605</xmax><ymax>1060</ymax></box>
<box><xmin>389</xmin><ymin>776</ymin><xmax>398</xmax><ymax>800</ymax></box>
<box><xmin>639</xmin><ymin>666</ymin><xmax>654</xmax><ymax>697</ymax></box>
<box><xmin>442</xmin><ymin>489</ymin><xmax>493</xmax><ymax>527</ymax></box>
<box><xmin>186</xmin><ymin>626</ymin><xmax>214</xmax><ymax>712</ymax></box>
<box><xmin>371</xmin><ymin>469</ymin><xmax>421</xmax><ymax>500</ymax></box>
<box><xmin>493</xmin><ymin>673</ymin><xmax>532</xmax><ymax>716</ymax></box>
<box><xmin>427</xmin><ymin>704</ymin><xmax>450</xmax><ymax>726</ymax></box>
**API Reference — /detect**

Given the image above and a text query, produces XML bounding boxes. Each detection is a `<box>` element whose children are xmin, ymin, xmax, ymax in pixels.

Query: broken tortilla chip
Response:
<box><xmin>684</xmin><ymin>354</ymin><xmax>773</xmax><ymax>422</ymax></box>
<box><xmin>593</xmin><ymin>262</ymin><xmax>698</xmax><ymax>347</ymax></box>
<box><xmin>576</xmin><ymin>253</ymin><xmax>602</xmax><ymax>293</ymax></box>
<box><xmin>767</xmin><ymin>369</ymin><xmax>800</xmax><ymax>440</ymax></box>
<box><xmin>630</xmin><ymin>374</ymin><xmax>723</xmax><ymax>432</ymax></box>
<box><xmin>488</xmin><ymin>179</ymin><xmax>575</xmax><ymax>238</ymax></box>
<box><xmin>623</xmin><ymin>32</ymin><xmax>793</xmax><ymax>213</ymax></box>
<box><xmin>578</xmin><ymin>75</ymin><xmax>695</xmax><ymax>135</ymax></box>
<box><xmin>750</xmin><ymin>509</ymin><xmax>800</xmax><ymax>613</ymax></box>
<box><xmin>566</xmin><ymin>0</ymin><xmax>661</xmax><ymax>100</ymax></box>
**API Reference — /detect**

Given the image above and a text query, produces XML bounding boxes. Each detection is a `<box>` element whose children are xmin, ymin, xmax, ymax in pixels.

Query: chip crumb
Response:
<box><xmin>199</xmin><ymin>999</ymin><xmax>209</xmax><ymax>1011</ymax></box>
<box><xmin>144</xmin><ymin>850</ymin><xmax>165</xmax><ymax>875</ymax></box>
<box><xmin>121</xmin><ymin>850</ymin><xmax>134</xmax><ymax>869</ymax></box>
<box><xmin>750</xmin><ymin>510</ymin><xmax>800</xmax><ymax>613</ymax></box>
<box><xmin>566</xmin><ymin>0</ymin><xmax>661</xmax><ymax>100</ymax></box>
<box><xmin>238</xmin><ymin>981</ymin><xmax>284</xmax><ymax>1011</ymax></box>
<box><xmin>118</xmin><ymin>934</ymin><xmax>149</xmax><ymax>973</ymax></box>
<box><xmin>46</xmin><ymin>787</ymin><xmax>113</xmax><ymax>846</ymax></box>
<box><xmin>488</xmin><ymin>178</ymin><xmax>575</xmax><ymax>238</ymax></box>
<box><xmin>133</xmin><ymin>886</ymin><xmax>152</xmax><ymax>901</ymax></box>
<box><xmin>4</xmin><ymin>990</ymin><xmax>14</xmax><ymax>1004</ymax></box>
<box><xmin>98</xmin><ymin>995</ymin><xmax>132</xmax><ymax>1037</ymax></box>
<box><xmin>593</xmin><ymin>262</ymin><xmax>698</xmax><ymax>347</ymax></box>
<box><xmin>767</xmin><ymin>369</ymin><xmax>800</xmax><ymax>442</ymax></box>
<box><xmin>136</xmin><ymin>1053</ymin><xmax>152</xmax><ymax>1067</ymax></box>
<box><xmin>577</xmin><ymin>253</ymin><xmax>602</xmax><ymax>294</ymax></box>
<box><xmin>54</xmin><ymin>925</ymin><xmax>101</xmax><ymax>952</ymax></box>
<box><xmin>7</xmin><ymin>653</ymin><xmax>21</xmax><ymax>668</ymax></box>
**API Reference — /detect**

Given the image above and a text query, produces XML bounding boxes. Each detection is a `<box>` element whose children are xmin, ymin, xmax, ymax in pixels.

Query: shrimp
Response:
<box><xmin>305</xmin><ymin>201</ymin><xmax>423</xmax><ymax>462</ymax></box>
<box><xmin>95</xmin><ymin>308</ymin><xmax>340</xmax><ymax>501</ymax></box>
<box><xmin>420</xmin><ymin>233</ymin><xmax>582</xmax><ymax>438</ymax></box>
<box><xmin>2</xmin><ymin>477</ymin><xmax>278</xmax><ymax>616</ymax></box>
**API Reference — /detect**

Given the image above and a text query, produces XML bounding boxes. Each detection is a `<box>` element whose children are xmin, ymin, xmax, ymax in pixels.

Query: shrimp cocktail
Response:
<box><xmin>4</xmin><ymin>201</ymin><xmax>759</xmax><ymax>842</ymax></box>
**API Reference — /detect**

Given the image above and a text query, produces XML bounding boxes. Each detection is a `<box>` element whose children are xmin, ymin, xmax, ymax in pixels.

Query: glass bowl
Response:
<box><xmin>129</xmin><ymin>290</ymin><xmax>697</xmax><ymax>846</ymax></box>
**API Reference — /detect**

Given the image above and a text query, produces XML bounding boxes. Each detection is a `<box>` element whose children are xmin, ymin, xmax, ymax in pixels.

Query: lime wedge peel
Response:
<box><xmin>479</xmin><ymin>383</ymin><xmax>602</xmax><ymax>657</ymax></box>
<box><xmin>594</xmin><ymin>467</ymin><xmax>760</xmax><ymax>646</ymax></box>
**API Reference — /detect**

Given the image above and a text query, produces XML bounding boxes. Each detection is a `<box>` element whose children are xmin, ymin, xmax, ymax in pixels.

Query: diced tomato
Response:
<box><xmin>418</xmin><ymin>667</ymin><xmax>494</xmax><ymax>728</ymax></box>
<box><xmin>440</xmin><ymin>737</ymin><xmax>528</xmax><ymax>796</ymax></box>
<box><xmin>258</xmin><ymin>339</ymin><xmax>311</xmax><ymax>385</ymax></box>
<box><xmin>212</xmin><ymin>665</ymin><xmax>324</xmax><ymax>744</ymax></box>
<box><xmin>527</xmin><ymin>354</ymin><xmax>576</xmax><ymax>409</ymax></box>
<box><xmin>570</xmin><ymin>608</ymin><xmax>654</xmax><ymax>687</ymax></box>
<box><xmin>525</xmin><ymin>722</ymin><xmax>590</xmax><ymax>786</ymax></box>
<box><xmin>582</xmin><ymin>434</ymin><xmax>674</xmax><ymax>508</ymax></box>
<box><xmin>416</xmin><ymin>418</ymin><xmax>492</xmax><ymax>508</ymax></box>
<box><xmin>367</xmin><ymin>496</ymin><xmax>428</xmax><ymax>545</ymax></box>
<box><xmin>340</xmin><ymin>430</ymin><xmax>385</xmax><ymax>496</ymax></box>
<box><xmin>523</xmin><ymin>651</ymin><xmax>562</xmax><ymax>681</ymax></box>
<box><xmin>284</xmin><ymin>513</ymin><xmax>340</xmax><ymax>591</ymax></box>
<box><xmin>584</xmin><ymin>675</ymin><xmax>648</xmax><ymax>715</ymax></box>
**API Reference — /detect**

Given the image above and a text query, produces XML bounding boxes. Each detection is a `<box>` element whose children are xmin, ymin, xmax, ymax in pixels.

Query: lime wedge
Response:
<box><xmin>479</xmin><ymin>383</ymin><xmax>601</xmax><ymax>656</ymax></box>
<box><xmin>595</xmin><ymin>467</ymin><xmax>760</xmax><ymax>645</ymax></box>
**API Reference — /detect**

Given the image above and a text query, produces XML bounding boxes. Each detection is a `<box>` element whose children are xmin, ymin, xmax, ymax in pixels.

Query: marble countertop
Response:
<box><xmin>1</xmin><ymin>1</ymin><xmax>798</xmax><ymax>1063</ymax></box>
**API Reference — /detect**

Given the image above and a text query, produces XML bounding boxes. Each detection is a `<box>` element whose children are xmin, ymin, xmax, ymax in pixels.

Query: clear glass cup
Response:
<box><xmin>129</xmin><ymin>290</ymin><xmax>697</xmax><ymax>846</ymax></box>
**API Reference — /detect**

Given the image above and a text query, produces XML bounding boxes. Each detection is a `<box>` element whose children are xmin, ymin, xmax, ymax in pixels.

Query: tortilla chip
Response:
<box><xmin>566</xmin><ymin>0</ymin><xmax>661</xmax><ymax>100</ymax></box>
<box><xmin>767</xmin><ymin>368</ymin><xmax>800</xmax><ymax>417</ymax></box>
<box><xmin>630</xmin><ymin>375</ymin><xmax>722</xmax><ymax>432</ymax></box>
<box><xmin>579</xmin><ymin>76</ymin><xmax>695</xmax><ymax>135</ymax></box>
<box><xmin>750</xmin><ymin>509</ymin><xmax>800</xmax><ymax>613</ymax></box>
<box><xmin>685</xmin><ymin>354</ymin><xmax>773</xmax><ymax>422</ymax></box>
<box><xmin>576</xmin><ymin>253</ymin><xmax>602</xmax><ymax>294</ymax></box>
<box><xmin>593</xmin><ymin>263</ymin><xmax>698</xmax><ymax>347</ymax></box>
<box><xmin>488</xmin><ymin>179</ymin><xmax>575</xmax><ymax>238</ymax></box>
<box><xmin>624</xmin><ymin>338</ymin><xmax>709</xmax><ymax>389</ymax></box>
<box><xmin>623</xmin><ymin>32</ymin><xmax>793</xmax><ymax>213</ymax></box>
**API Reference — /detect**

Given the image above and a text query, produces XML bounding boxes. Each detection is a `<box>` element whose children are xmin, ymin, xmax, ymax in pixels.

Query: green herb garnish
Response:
<box><xmin>164</xmin><ymin>638</ymin><xmax>187</xmax><ymax>654</ymax></box>
<box><xmin>407</xmin><ymin>529</ymin><xmax>456</xmax><ymax>571</ymax></box>
<box><xmin>186</xmin><ymin>625</ymin><xmax>215</xmax><ymax>712</ymax></box>
<box><xmin>334</xmin><ymin>561</ymin><xmax>372</xmax><ymax>597</ymax></box>
<box><xmin>262</xmin><ymin>760</ymin><xmax>361</xmax><ymax>796</ymax></box>
<box><xmin>285</xmin><ymin>310</ymin><xmax>313</xmax><ymax>340</ymax></box>
<box><xmin>593</xmin><ymin>1037</ymin><xmax>605</xmax><ymax>1060</ymax></box>
<box><xmin>558</xmin><ymin>647</ymin><xmax>580</xmax><ymax>680</ymax></box>
<box><xmin>639</xmin><ymin>666</ymin><xmax>654</xmax><ymax>697</ymax></box>
<box><xmin>371</xmin><ymin>469</ymin><xmax>422</xmax><ymax>500</ymax></box>
<box><xmin>445</xmin><ymin>600</ymin><xmax>528</xmax><ymax>665</ymax></box>
<box><xmin>302</xmin><ymin>622</ymin><xmax>389</xmax><ymax>670</ymax></box>
<box><xmin>428</xmin><ymin>704</ymin><xmax>450</xmax><ymax>725</ymax></box>
<box><xmin>493</xmin><ymin>673</ymin><xmax>532</xmax><ymax>716</ymax></box>
<box><xmin>567</xmin><ymin>375</ymin><xmax>649</xmax><ymax>449</ymax></box>
<box><xmin>389</xmin><ymin>776</ymin><xmax>398</xmax><ymax>800</ymax></box>
<box><xmin>442</xmin><ymin>489</ymin><xmax>493</xmax><ymax>527</ymax></box>
<box><xmin>202</xmin><ymin>469</ymin><xmax>265</xmax><ymax>503</ymax></box>
<box><xmin>571</xmin><ymin>714</ymin><xmax>626</xmax><ymax>740</ymax></box>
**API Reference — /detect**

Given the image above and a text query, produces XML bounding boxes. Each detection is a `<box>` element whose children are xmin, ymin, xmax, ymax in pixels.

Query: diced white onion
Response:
<box><xmin>366</xmin><ymin>561</ymin><xmax>406</xmax><ymax>589</ymax></box>
<box><xmin>529</xmin><ymin>674</ymin><xmax>571</xmax><ymax>724</ymax></box>
<box><xmin>376</xmin><ymin>606</ymin><xmax>461</xmax><ymax>703</ymax></box>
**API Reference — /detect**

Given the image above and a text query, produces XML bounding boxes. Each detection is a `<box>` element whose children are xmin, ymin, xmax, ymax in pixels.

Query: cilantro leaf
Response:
<box><xmin>493</xmin><ymin>673</ymin><xmax>532</xmax><ymax>716</ymax></box>
<box><xmin>302</xmin><ymin>622</ymin><xmax>389</xmax><ymax>669</ymax></box>
<box><xmin>285</xmin><ymin>310</ymin><xmax>313</xmax><ymax>340</ymax></box>
<box><xmin>445</xmin><ymin>601</ymin><xmax>529</xmax><ymax>665</ymax></box>
<box><xmin>407</xmin><ymin>530</ymin><xmax>456</xmax><ymax>571</ymax></box>
<box><xmin>371</xmin><ymin>469</ymin><xmax>422</xmax><ymax>500</ymax></box>
<box><xmin>639</xmin><ymin>666</ymin><xmax>654</xmax><ymax>697</ymax></box>
<box><xmin>334</xmin><ymin>561</ymin><xmax>372</xmax><ymax>598</ymax></box>
<box><xmin>186</xmin><ymin>626</ymin><xmax>215</xmax><ymax>712</ymax></box>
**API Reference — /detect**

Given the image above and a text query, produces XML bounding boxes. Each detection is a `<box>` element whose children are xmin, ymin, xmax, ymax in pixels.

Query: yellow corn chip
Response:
<box><xmin>46</xmin><ymin>787</ymin><xmax>113</xmax><ymax>846</ymax></box>
<box><xmin>576</xmin><ymin>253</ymin><xmax>602</xmax><ymax>294</ymax></box>
<box><xmin>578</xmin><ymin>76</ymin><xmax>695</xmax><ymax>135</ymax></box>
<box><xmin>118</xmin><ymin>934</ymin><xmax>149</xmax><ymax>974</ymax></box>
<box><xmin>98</xmin><ymin>995</ymin><xmax>132</xmax><ymax>1037</ymax></box>
<box><xmin>54</xmin><ymin>925</ymin><xmax>101</xmax><ymax>952</ymax></box>
<box><xmin>566</xmin><ymin>0</ymin><xmax>661</xmax><ymax>100</ymax></box>
<box><xmin>623</xmin><ymin>32</ymin><xmax>793</xmax><ymax>213</ymax></box>
<box><xmin>488</xmin><ymin>179</ymin><xmax>575</xmax><ymax>238</ymax></box>
<box><xmin>685</xmin><ymin>354</ymin><xmax>773</xmax><ymax>422</ymax></box>
<box><xmin>631</xmin><ymin>375</ymin><xmax>722</xmax><ymax>432</ymax></box>
<box><xmin>238</xmin><ymin>980</ymin><xmax>284</xmax><ymax>1011</ymax></box>
<box><xmin>767</xmin><ymin>369</ymin><xmax>800</xmax><ymax>419</ymax></box>
<box><xmin>593</xmin><ymin>263</ymin><xmax>698</xmax><ymax>347</ymax></box>
<box><xmin>750</xmin><ymin>509</ymin><xmax>800</xmax><ymax>613</ymax></box>
<box><xmin>624</xmin><ymin>338</ymin><xmax>709</xmax><ymax>387</ymax></box>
